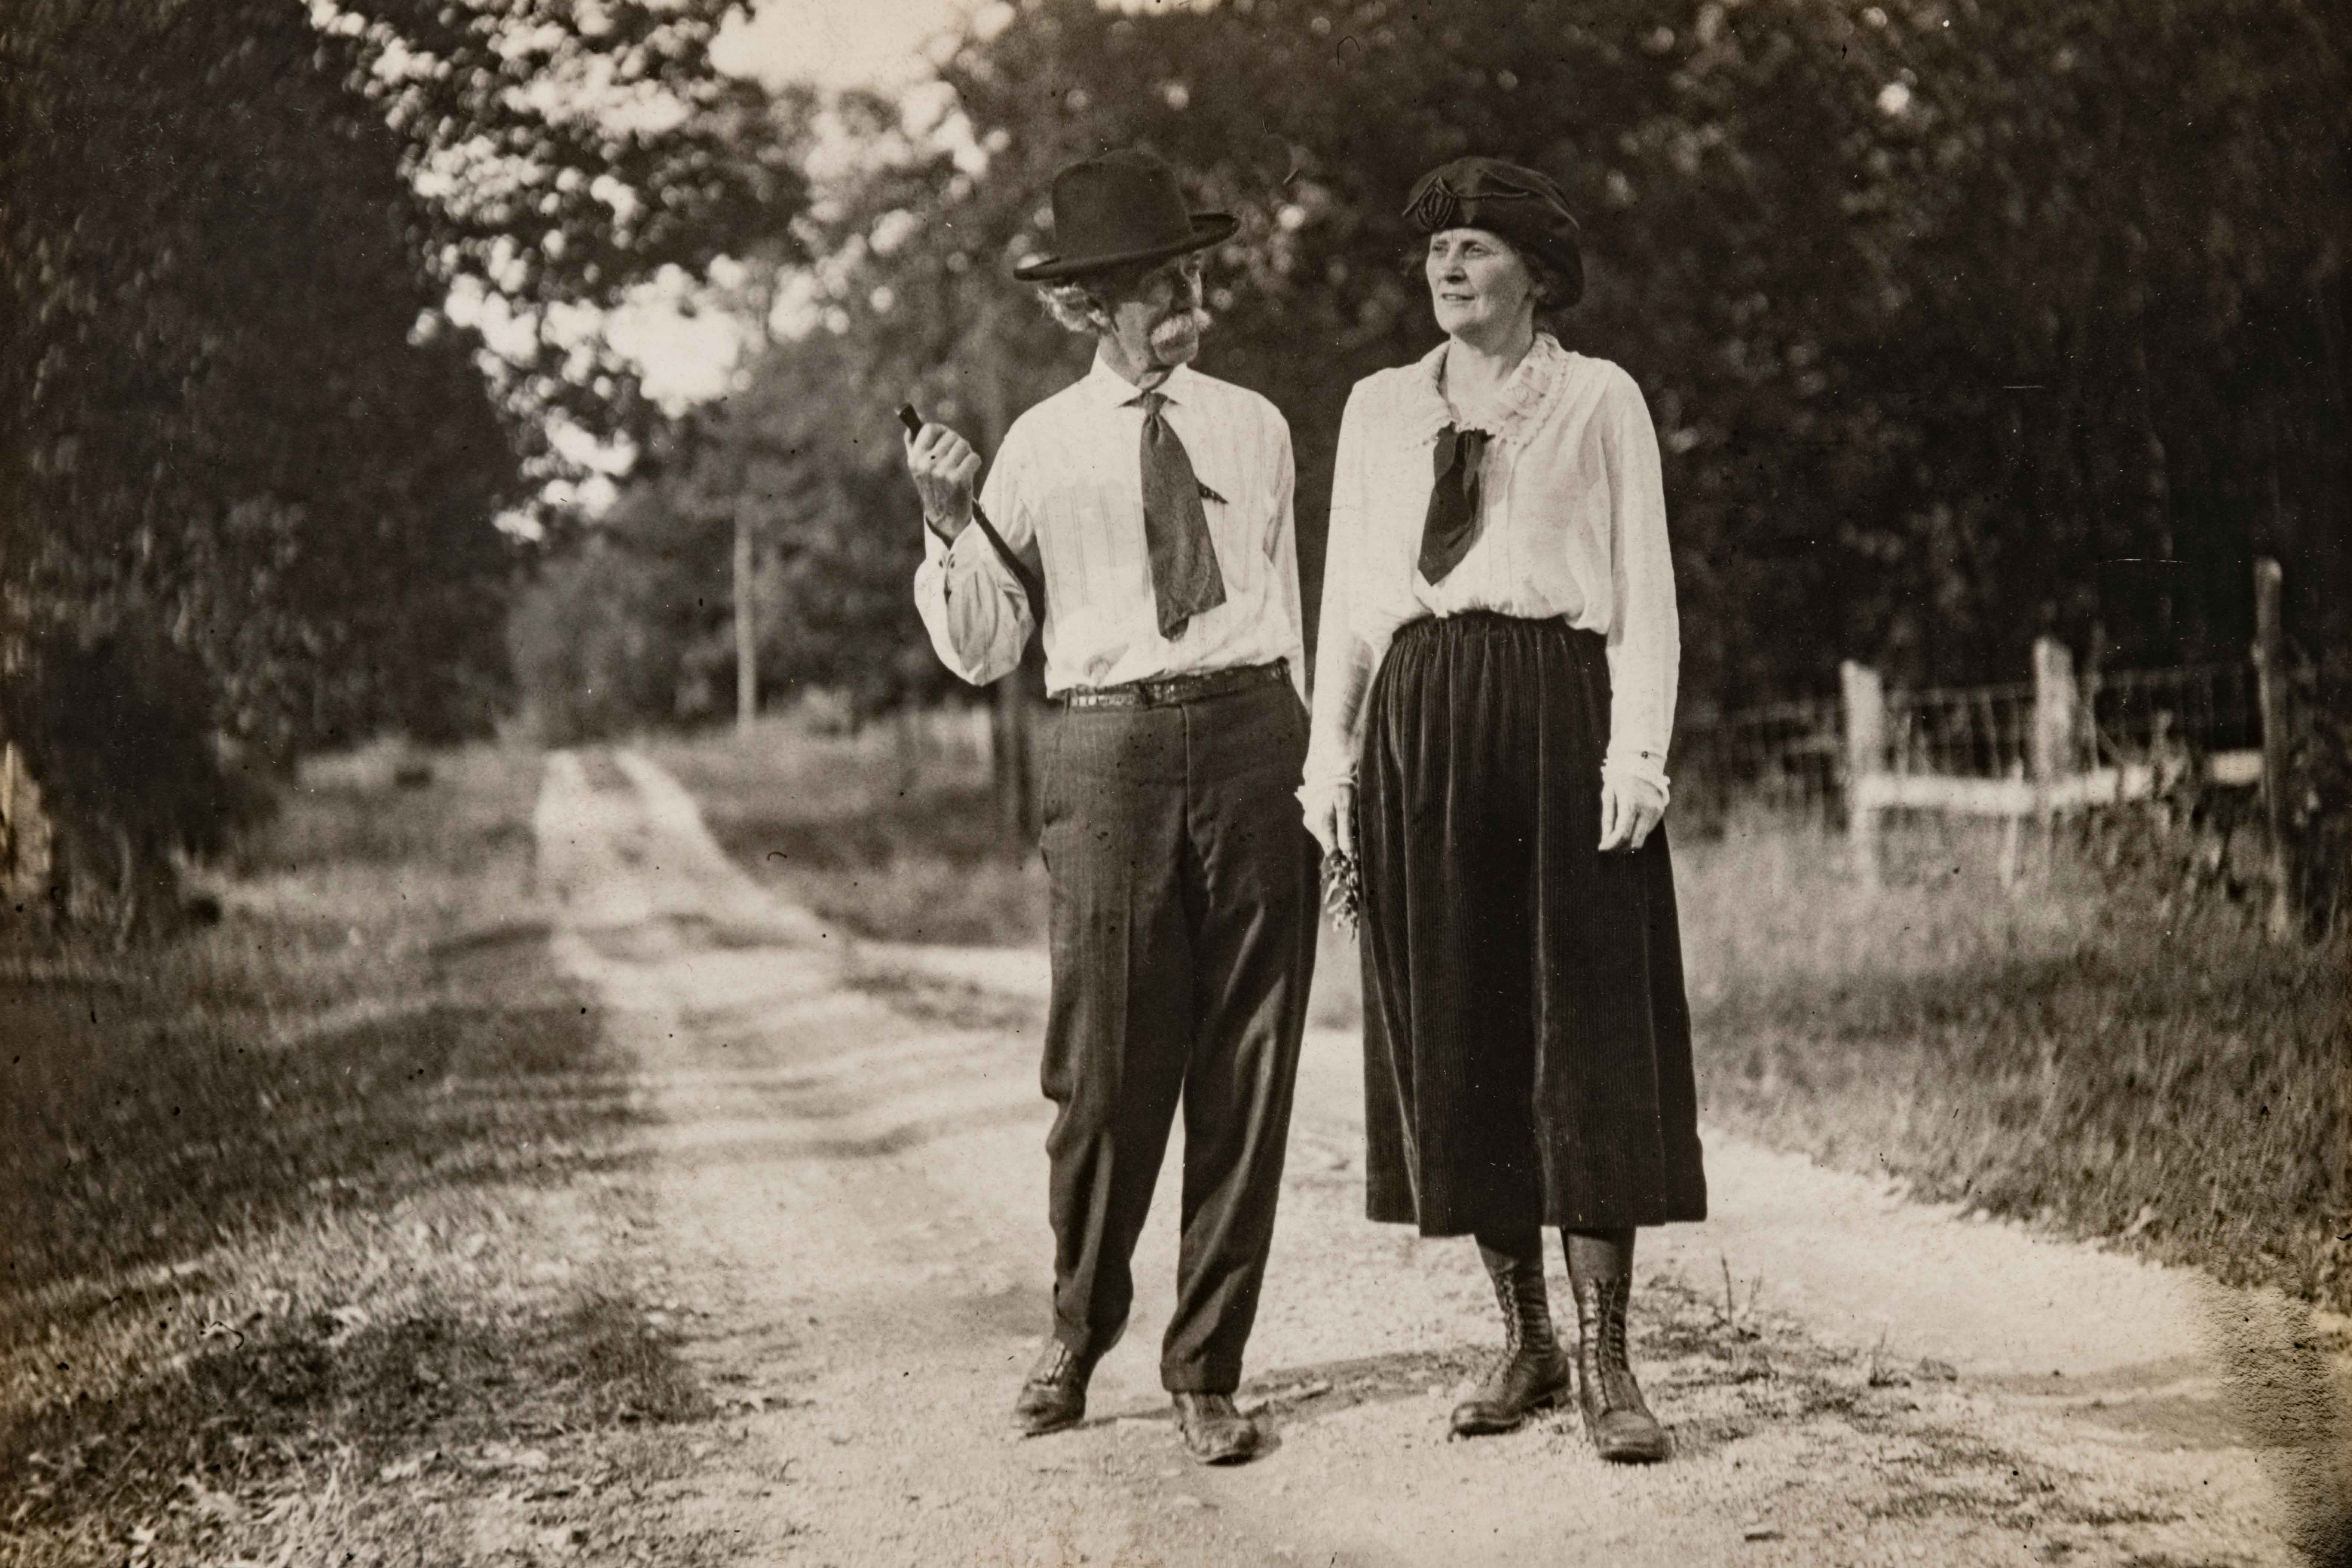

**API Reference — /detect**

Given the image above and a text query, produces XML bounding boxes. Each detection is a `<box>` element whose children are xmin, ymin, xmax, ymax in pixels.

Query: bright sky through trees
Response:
<box><xmin>716</xmin><ymin>0</ymin><xmax>972</xmax><ymax>93</ymax></box>
<box><xmin>595</xmin><ymin>0</ymin><xmax>979</xmax><ymax>424</ymax></box>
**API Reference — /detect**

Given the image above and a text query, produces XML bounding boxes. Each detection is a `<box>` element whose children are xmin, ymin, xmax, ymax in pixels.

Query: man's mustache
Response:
<box><xmin>1152</xmin><ymin>306</ymin><xmax>1212</xmax><ymax>338</ymax></box>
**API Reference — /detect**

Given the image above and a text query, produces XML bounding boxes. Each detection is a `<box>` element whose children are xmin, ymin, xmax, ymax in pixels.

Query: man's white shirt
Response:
<box><xmin>913</xmin><ymin>350</ymin><xmax>1306</xmax><ymax>699</ymax></box>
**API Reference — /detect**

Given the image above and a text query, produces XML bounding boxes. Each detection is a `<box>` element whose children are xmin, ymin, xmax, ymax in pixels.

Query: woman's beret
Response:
<box><xmin>1404</xmin><ymin>156</ymin><xmax>1584</xmax><ymax>307</ymax></box>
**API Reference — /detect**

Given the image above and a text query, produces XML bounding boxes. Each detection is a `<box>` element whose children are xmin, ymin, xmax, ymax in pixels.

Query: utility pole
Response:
<box><xmin>734</xmin><ymin>489</ymin><xmax>759</xmax><ymax>731</ymax></box>
<box><xmin>731</xmin><ymin>258</ymin><xmax>784</xmax><ymax>734</ymax></box>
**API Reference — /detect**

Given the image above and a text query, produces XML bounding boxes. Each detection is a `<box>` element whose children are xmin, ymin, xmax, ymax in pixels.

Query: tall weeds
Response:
<box><xmin>1681</xmin><ymin>822</ymin><xmax>2348</xmax><ymax>1310</ymax></box>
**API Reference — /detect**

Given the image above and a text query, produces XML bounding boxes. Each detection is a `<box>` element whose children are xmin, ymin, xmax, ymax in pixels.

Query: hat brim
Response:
<box><xmin>1011</xmin><ymin>213</ymin><xmax>1238</xmax><ymax>282</ymax></box>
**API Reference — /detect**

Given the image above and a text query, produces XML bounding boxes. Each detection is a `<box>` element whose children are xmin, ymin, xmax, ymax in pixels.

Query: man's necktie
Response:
<box><xmin>1418</xmin><ymin>424</ymin><xmax>1491</xmax><ymax>585</ymax></box>
<box><xmin>1135</xmin><ymin>390</ymin><xmax>1227</xmax><ymax>640</ymax></box>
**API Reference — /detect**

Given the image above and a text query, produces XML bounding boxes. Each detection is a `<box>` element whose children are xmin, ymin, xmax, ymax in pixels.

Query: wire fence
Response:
<box><xmin>1672</xmin><ymin>696</ymin><xmax>1846</xmax><ymax>829</ymax></box>
<box><xmin>1885</xmin><ymin>680</ymin><xmax>2036</xmax><ymax>779</ymax></box>
<box><xmin>1674</xmin><ymin>657</ymin><xmax>2267</xmax><ymax>837</ymax></box>
<box><xmin>2085</xmin><ymin>661</ymin><xmax>2258</xmax><ymax>765</ymax></box>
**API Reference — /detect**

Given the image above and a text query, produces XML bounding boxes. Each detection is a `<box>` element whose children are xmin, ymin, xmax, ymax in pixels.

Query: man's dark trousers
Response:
<box><xmin>1037</xmin><ymin>675</ymin><xmax>1319</xmax><ymax>1395</ymax></box>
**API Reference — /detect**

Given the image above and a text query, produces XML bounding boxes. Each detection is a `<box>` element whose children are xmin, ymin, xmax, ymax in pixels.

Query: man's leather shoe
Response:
<box><xmin>1012</xmin><ymin>1340</ymin><xmax>1094</xmax><ymax>1436</ymax></box>
<box><xmin>1172</xmin><ymin>1392</ymin><xmax>1264</xmax><ymax>1465</ymax></box>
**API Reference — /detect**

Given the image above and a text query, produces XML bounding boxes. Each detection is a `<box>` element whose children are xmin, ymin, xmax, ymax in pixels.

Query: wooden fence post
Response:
<box><xmin>1</xmin><ymin>740</ymin><xmax>16</xmax><ymax>897</ymax></box>
<box><xmin>2022</xmin><ymin>637</ymin><xmax>2081</xmax><ymax>886</ymax></box>
<box><xmin>1841</xmin><ymin>660</ymin><xmax>1885</xmax><ymax>888</ymax></box>
<box><xmin>0</xmin><ymin>739</ymin><xmax>52</xmax><ymax>917</ymax></box>
<box><xmin>2252</xmin><ymin>558</ymin><xmax>2295</xmax><ymax>937</ymax></box>
<box><xmin>2030</xmin><ymin>637</ymin><xmax>2078</xmax><ymax>783</ymax></box>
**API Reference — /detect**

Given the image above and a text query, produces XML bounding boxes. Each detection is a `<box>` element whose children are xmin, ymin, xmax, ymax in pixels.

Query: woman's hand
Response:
<box><xmin>1307</xmin><ymin>780</ymin><xmax>1358</xmax><ymax>861</ymax></box>
<box><xmin>1597</xmin><ymin>773</ymin><xmax>1665</xmax><ymax>854</ymax></box>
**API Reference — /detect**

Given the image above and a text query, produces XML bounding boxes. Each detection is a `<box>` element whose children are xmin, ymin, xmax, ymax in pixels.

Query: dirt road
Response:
<box><xmin>530</xmin><ymin>748</ymin><xmax>2319</xmax><ymax>1567</ymax></box>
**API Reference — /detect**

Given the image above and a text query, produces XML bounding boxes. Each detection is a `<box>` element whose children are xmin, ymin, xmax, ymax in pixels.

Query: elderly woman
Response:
<box><xmin>1300</xmin><ymin>157</ymin><xmax>1704</xmax><ymax>1463</ymax></box>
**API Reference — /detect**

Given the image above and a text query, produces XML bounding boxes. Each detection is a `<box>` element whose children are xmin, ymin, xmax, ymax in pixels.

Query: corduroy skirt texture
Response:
<box><xmin>1357</xmin><ymin>612</ymin><xmax>1707</xmax><ymax>1235</ymax></box>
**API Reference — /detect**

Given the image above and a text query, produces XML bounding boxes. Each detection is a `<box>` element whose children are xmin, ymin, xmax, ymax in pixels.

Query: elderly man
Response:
<box><xmin>903</xmin><ymin>148</ymin><xmax>1316</xmax><ymax>1467</ymax></box>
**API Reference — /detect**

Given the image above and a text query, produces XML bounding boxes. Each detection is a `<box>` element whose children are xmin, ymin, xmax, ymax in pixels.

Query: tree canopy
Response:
<box><xmin>1</xmin><ymin>0</ymin><xmax>802</xmax><ymax>922</ymax></box>
<box><xmin>573</xmin><ymin>0</ymin><xmax>2339</xmax><ymax>733</ymax></box>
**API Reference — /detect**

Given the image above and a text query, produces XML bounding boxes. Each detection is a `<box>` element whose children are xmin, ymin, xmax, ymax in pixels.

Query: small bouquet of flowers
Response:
<box><xmin>1320</xmin><ymin>849</ymin><xmax>1361</xmax><ymax>939</ymax></box>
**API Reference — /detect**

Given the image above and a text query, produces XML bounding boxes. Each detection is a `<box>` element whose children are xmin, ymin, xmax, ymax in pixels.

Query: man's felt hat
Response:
<box><xmin>1012</xmin><ymin>148</ymin><xmax>1237</xmax><ymax>283</ymax></box>
<box><xmin>1404</xmin><ymin>156</ymin><xmax>1585</xmax><ymax>307</ymax></box>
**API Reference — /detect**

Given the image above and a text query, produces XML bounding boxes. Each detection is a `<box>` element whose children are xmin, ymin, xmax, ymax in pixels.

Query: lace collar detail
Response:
<box><xmin>1399</xmin><ymin>331</ymin><xmax>1573</xmax><ymax>449</ymax></box>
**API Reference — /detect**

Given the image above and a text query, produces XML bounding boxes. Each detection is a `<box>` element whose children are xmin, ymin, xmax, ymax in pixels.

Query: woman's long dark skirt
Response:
<box><xmin>1358</xmin><ymin>612</ymin><xmax>1707</xmax><ymax>1236</ymax></box>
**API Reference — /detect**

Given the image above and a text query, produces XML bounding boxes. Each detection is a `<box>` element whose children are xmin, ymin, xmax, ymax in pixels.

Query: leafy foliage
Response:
<box><xmin>646</xmin><ymin>0</ymin><xmax>2342</xmax><ymax>719</ymax></box>
<box><xmin>1</xmin><ymin>0</ymin><xmax>802</xmax><ymax>926</ymax></box>
<box><xmin>506</xmin><ymin>526</ymin><xmax>711</xmax><ymax>744</ymax></box>
<box><xmin>510</xmin><ymin>318</ymin><xmax>968</xmax><ymax>732</ymax></box>
<box><xmin>3</xmin><ymin>0</ymin><xmax>520</xmax><ymax>739</ymax></box>
<box><xmin>0</xmin><ymin>620</ymin><xmax>276</xmax><ymax>936</ymax></box>
<box><xmin>317</xmin><ymin>0</ymin><xmax>807</xmax><ymax>497</ymax></box>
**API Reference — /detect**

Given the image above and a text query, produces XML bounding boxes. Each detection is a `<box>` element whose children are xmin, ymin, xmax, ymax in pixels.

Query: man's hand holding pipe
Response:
<box><xmin>904</xmin><ymin>422</ymin><xmax>981</xmax><ymax>543</ymax></box>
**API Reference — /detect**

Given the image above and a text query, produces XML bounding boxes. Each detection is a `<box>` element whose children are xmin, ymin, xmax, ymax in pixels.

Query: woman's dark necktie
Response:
<box><xmin>1419</xmin><ymin>424</ymin><xmax>1491</xmax><ymax>585</ymax></box>
<box><xmin>1134</xmin><ymin>390</ymin><xmax>1227</xmax><ymax>639</ymax></box>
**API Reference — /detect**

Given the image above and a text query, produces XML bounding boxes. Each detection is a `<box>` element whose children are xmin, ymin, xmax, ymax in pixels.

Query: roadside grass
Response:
<box><xmin>1</xmin><ymin>741</ymin><xmax>731</xmax><ymax>1568</ymax></box>
<box><xmin>657</xmin><ymin>715</ymin><xmax>2347</xmax><ymax>1315</ymax></box>
<box><xmin>2</xmin><ymin>742</ymin><xmax>605</xmax><ymax>1301</ymax></box>
<box><xmin>1677</xmin><ymin>819</ymin><xmax>2349</xmax><ymax>1313</ymax></box>
<box><xmin>644</xmin><ymin>710</ymin><xmax>1046</xmax><ymax>947</ymax></box>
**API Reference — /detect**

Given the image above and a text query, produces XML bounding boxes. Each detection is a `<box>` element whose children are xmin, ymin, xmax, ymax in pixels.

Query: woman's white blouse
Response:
<box><xmin>1300</xmin><ymin>333</ymin><xmax>1680</xmax><ymax>822</ymax></box>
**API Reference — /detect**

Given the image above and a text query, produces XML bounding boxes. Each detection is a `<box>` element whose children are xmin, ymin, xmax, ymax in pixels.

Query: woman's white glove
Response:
<box><xmin>1305</xmin><ymin>779</ymin><xmax>1357</xmax><ymax>861</ymax></box>
<box><xmin>1597</xmin><ymin>772</ymin><xmax>1666</xmax><ymax>854</ymax></box>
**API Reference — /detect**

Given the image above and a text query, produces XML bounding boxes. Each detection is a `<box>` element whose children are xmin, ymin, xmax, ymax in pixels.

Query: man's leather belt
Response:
<box><xmin>1059</xmin><ymin>661</ymin><xmax>1288</xmax><ymax>710</ymax></box>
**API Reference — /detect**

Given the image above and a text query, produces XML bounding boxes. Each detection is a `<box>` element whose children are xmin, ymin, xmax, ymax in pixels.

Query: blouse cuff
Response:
<box><xmin>1600</xmin><ymin>750</ymin><xmax>1671</xmax><ymax>809</ymax></box>
<box><xmin>1296</xmin><ymin>744</ymin><xmax>1358</xmax><ymax>822</ymax></box>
